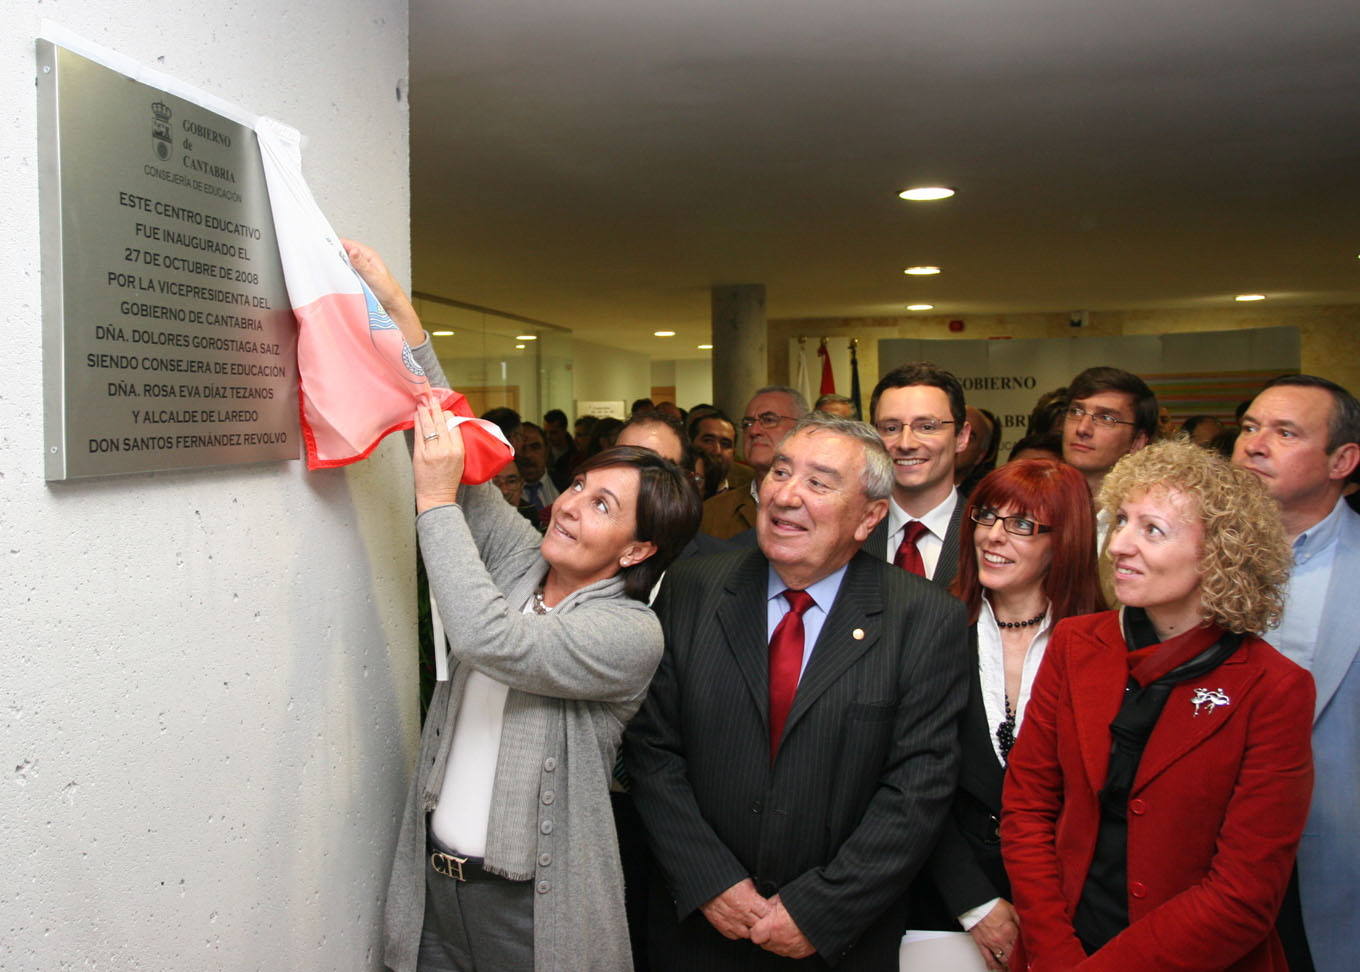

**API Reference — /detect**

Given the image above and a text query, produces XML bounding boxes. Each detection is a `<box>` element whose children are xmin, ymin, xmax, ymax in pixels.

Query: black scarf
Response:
<box><xmin>1073</xmin><ymin>609</ymin><xmax>1242</xmax><ymax>953</ymax></box>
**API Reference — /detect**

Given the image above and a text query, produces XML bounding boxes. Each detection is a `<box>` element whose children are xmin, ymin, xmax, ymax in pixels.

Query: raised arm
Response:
<box><xmin>342</xmin><ymin>238</ymin><xmax>426</xmax><ymax>348</ymax></box>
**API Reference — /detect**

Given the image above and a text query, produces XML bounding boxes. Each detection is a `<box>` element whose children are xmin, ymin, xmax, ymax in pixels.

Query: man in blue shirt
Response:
<box><xmin>1233</xmin><ymin>374</ymin><xmax>1360</xmax><ymax>972</ymax></box>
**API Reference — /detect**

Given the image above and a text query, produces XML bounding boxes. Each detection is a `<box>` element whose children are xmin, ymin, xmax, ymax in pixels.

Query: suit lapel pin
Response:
<box><xmin>1190</xmin><ymin>686</ymin><xmax>1230</xmax><ymax>717</ymax></box>
<box><xmin>852</xmin><ymin>628</ymin><xmax>865</xmax><ymax>640</ymax></box>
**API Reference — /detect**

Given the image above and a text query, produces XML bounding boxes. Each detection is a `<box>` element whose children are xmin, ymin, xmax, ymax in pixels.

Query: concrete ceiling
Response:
<box><xmin>409</xmin><ymin>0</ymin><xmax>1360</xmax><ymax>360</ymax></box>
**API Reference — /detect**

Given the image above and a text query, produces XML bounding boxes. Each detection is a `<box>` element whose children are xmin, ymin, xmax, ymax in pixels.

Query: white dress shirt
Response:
<box><xmin>886</xmin><ymin>490</ymin><xmax>959</xmax><ymax>579</ymax></box>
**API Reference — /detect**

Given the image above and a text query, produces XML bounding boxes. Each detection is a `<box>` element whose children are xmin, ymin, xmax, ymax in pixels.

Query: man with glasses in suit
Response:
<box><xmin>699</xmin><ymin>386</ymin><xmax>809</xmax><ymax>540</ymax></box>
<box><xmin>866</xmin><ymin>363</ymin><xmax>973</xmax><ymax>587</ymax></box>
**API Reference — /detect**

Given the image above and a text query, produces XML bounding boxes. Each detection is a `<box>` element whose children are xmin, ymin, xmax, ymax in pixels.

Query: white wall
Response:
<box><xmin>2</xmin><ymin>4</ymin><xmax>414</xmax><ymax>970</ymax></box>
<box><xmin>570</xmin><ymin>337</ymin><xmax>651</xmax><ymax>414</ymax></box>
<box><xmin>674</xmin><ymin>359</ymin><xmax>715</xmax><ymax>410</ymax></box>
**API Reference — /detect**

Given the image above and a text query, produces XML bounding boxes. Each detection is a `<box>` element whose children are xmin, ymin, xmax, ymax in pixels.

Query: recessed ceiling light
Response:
<box><xmin>515</xmin><ymin>334</ymin><xmax>537</xmax><ymax>341</ymax></box>
<box><xmin>904</xmin><ymin>266</ymin><xmax>941</xmax><ymax>276</ymax></box>
<box><xmin>1235</xmin><ymin>294</ymin><xmax>1266</xmax><ymax>302</ymax></box>
<box><xmin>514</xmin><ymin>343</ymin><xmax>526</xmax><ymax>349</ymax></box>
<box><xmin>654</xmin><ymin>330</ymin><xmax>676</xmax><ymax>337</ymax></box>
<box><xmin>898</xmin><ymin>187</ymin><xmax>955</xmax><ymax>201</ymax></box>
<box><xmin>906</xmin><ymin>304</ymin><xmax>934</xmax><ymax>311</ymax></box>
<box><xmin>431</xmin><ymin>330</ymin><xmax>455</xmax><ymax>337</ymax></box>
<box><xmin>697</xmin><ymin>343</ymin><xmax>713</xmax><ymax>350</ymax></box>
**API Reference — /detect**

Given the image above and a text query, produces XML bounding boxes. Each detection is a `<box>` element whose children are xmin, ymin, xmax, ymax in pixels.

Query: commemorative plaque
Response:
<box><xmin>38</xmin><ymin>41</ymin><xmax>298</xmax><ymax>479</ymax></box>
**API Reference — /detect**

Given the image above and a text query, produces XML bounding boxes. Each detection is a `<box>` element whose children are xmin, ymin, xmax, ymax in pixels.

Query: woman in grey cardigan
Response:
<box><xmin>346</xmin><ymin>242</ymin><xmax>701</xmax><ymax>972</ymax></box>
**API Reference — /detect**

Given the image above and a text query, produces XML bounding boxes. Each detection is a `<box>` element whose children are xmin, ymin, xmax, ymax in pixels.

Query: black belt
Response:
<box><xmin>427</xmin><ymin>827</ymin><xmax>523</xmax><ymax>883</ymax></box>
<box><xmin>429</xmin><ymin>849</ymin><xmax>504</xmax><ymax>882</ymax></box>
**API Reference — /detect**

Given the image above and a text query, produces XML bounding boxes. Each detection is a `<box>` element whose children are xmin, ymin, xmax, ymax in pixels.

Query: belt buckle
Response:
<box><xmin>431</xmin><ymin>851</ymin><xmax>468</xmax><ymax>881</ymax></box>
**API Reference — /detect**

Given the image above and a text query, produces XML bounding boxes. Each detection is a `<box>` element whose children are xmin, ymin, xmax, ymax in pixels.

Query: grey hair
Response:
<box><xmin>752</xmin><ymin>385</ymin><xmax>811</xmax><ymax>417</ymax></box>
<box><xmin>780</xmin><ymin>412</ymin><xmax>894</xmax><ymax>500</ymax></box>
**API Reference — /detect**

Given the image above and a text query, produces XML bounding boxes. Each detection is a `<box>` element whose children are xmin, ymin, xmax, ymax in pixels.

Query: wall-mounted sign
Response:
<box><xmin>576</xmin><ymin>400</ymin><xmax>626</xmax><ymax>420</ymax></box>
<box><xmin>38</xmin><ymin>41</ymin><xmax>298</xmax><ymax>480</ymax></box>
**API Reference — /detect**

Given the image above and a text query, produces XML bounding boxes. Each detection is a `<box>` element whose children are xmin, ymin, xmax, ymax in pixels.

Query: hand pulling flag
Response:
<box><xmin>254</xmin><ymin>118</ymin><xmax>512</xmax><ymax>480</ymax></box>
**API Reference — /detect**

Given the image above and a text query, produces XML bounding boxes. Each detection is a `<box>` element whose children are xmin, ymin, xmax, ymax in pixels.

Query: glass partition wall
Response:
<box><xmin>412</xmin><ymin>293</ymin><xmax>574</xmax><ymax>424</ymax></box>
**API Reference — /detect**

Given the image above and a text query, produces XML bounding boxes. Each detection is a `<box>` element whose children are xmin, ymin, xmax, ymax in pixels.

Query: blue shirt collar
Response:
<box><xmin>766</xmin><ymin>561</ymin><xmax>850</xmax><ymax>608</ymax></box>
<box><xmin>1293</xmin><ymin>495</ymin><xmax>1348</xmax><ymax>554</ymax></box>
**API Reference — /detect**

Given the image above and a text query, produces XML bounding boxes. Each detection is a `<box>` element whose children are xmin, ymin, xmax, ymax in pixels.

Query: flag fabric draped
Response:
<box><xmin>794</xmin><ymin>338</ymin><xmax>815</xmax><ymax>405</ymax></box>
<box><xmin>817</xmin><ymin>338</ymin><xmax>836</xmax><ymax>396</ymax></box>
<box><xmin>849</xmin><ymin>340</ymin><xmax>863</xmax><ymax>419</ymax></box>
<box><xmin>254</xmin><ymin>118</ymin><xmax>512</xmax><ymax>480</ymax></box>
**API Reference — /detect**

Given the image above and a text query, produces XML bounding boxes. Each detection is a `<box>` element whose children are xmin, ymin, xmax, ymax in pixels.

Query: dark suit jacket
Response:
<box><xmin>913</xmin><ymin>627</ymin><xmax>1010</xmax><ymax>929</ymax></box>
<box><xmin>625</xmin><ymin>548</ymin><xmax>969</xmax><ymax>969</ymax></box>
<box><xmin>866</xmin><ymin>488</ymin><xmax>965</xmax><ymax>588</ymax></box>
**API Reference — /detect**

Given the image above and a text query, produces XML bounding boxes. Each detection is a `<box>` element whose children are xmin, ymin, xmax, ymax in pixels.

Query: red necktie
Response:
<box><xmin>893</xmin><ymin>520</ymin><xmax>929</xmax><ymax>576</ymax></box>
<box><xmin>769</xmin><ymin>589</ymin><xmax>816</xmax><ymax>760</ymax></box>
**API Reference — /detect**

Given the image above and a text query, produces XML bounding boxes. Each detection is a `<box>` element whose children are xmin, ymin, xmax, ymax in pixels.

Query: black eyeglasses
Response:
<box><xmin>971</xmin><ymin>508</ymin><xmax>1052</xmax><ymax>537</ymax></box>
<box><xmin>740</xmin><ymin>412</ymin><xmax>798</xmax><ymax>430</ymax></box>
<box><xmin>1064</xmin><ymin>404</ymin><xmax>1135</xmax><ymax>430</ymax></box>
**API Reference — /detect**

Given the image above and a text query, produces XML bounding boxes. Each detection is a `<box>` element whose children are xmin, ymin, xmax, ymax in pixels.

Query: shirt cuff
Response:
<box><xmin>958</xmin><ymin>898</ymin><xmax>1001</xmax><ymax>932</ymax></box>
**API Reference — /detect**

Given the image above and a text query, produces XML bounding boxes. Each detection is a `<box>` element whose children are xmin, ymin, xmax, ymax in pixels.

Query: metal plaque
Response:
<box><xmin>38</xmin><ymin>41</ymin><xmax>298</xmax><ymax>480</ymax></box>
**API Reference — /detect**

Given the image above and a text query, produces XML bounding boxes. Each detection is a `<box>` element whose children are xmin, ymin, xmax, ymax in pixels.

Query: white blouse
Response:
<box><xmin>976</xmin><ymin>595</ymin><xmax>1054</xmax><ymax>765</ymax></box>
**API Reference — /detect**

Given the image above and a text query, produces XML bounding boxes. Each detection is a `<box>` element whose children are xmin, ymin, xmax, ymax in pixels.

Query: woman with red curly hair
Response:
<box><xmin>1002</xmin><ymin>440</ymin><xmax>1312</xmax><ymax>971</ymax></box>
<box><xmin>910</xmin><ymin>459</ymin><xmax>1102</xmax><ymax>970</ymax></box>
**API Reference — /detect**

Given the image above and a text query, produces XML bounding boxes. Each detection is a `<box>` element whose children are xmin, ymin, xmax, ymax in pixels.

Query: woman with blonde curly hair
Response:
<box><xmin>1001</xmin><ymin>439</ymin><xmax>1314</xmax><ymax>971</ymax></box>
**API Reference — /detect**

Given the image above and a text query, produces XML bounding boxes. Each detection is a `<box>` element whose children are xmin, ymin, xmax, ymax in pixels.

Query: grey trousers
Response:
<box><xmin>417</xmin><ymin>860</ymin><xmax>535</xmax><ymax>972</ymax></box>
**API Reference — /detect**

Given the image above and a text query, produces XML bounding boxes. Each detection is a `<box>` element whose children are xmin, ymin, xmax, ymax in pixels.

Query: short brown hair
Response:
<box><xmin>571</xmin><ymin>446</ymin><xmax>701</xmax><ymax>601</ymax></box>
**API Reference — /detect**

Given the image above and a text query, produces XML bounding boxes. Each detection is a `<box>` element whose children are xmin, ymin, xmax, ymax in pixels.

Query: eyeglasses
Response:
<box><xmin>971</xmin><ymin>507</ymin><xmax>1052</xmax><ymax>537</ymax></box>
<box><xmin>1064</xmin><ymin>404</ymin><xmax>1135</xmax><ymax>430</ymax></box>
<box><xmin>740</xmin><ymin>412</ymin><xmax>798</xmax><ymax>430</ymax></box>
<box><xmin>873</xmin><ymin>418</ymin><xmax>955</xmax><ymax>438</ymax></box>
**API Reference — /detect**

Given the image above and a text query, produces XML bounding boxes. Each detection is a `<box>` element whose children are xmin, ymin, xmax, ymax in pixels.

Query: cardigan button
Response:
<box><xmin>536</xmin><ymin>880</ymin><xmax>551</xmax><ymax>894</ymax></box>
<box><xmin>1130</xmin><ymin>881</ymin><xmax>1148</xmax><ymax>899</ymax></box>
<box><xmin>539</xmin><ymin>853</ymin><xmax>552</xmax><ymax>867</ymax></box>
<box><xmin>1129</xmin><ymin>798</ymin><xmax>1147</xmax><ymax>815</ymax></box>
<box><xmin>543</xmin><ymin>757</ymin><xmax>557</xmax><ymax>772</ymax></box>
<box><xmin>540</xmin><ymin>820</ymin><xmax>553</xmax><ymax>835</ymax></box>
<box><xmin>542</xmin><ymin>790</ymin><xmax>556</xmax><ymax>806</ymax></box>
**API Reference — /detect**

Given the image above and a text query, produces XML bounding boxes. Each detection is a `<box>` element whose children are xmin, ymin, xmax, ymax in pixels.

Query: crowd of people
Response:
<box><xmin>343</xmin><ymin>241</ymin><xmax>1358</xmax><ymax>972</ymax></box>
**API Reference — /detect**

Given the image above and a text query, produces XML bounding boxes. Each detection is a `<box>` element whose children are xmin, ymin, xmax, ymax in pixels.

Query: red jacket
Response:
<box><xmin>1001</xmin><ymin>611</ymin><xmax>1313</xmax><ymax>971</ymax></box>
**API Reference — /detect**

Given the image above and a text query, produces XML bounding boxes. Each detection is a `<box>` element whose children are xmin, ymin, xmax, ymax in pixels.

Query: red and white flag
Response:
<box><xmin>255</xmin><ymin>118</ymin><xmax>511</xmax><ymax>480</ymax></box>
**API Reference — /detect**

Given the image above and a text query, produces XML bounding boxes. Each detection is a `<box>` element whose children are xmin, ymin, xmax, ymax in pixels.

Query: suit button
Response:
<box><xmin>750</xmin><ymin>800</ymin><xmax>763</xmax><ymax>814</ymax></box>
<box><xmin>1129</xmin><ymin>798</ymin><xmax>1147</xmax><ymax>815</ymax></box>
<box><xmin>1130</xmin><ymin>881</ymin><xmax>1147</xmax><ymax>899</ymax></box>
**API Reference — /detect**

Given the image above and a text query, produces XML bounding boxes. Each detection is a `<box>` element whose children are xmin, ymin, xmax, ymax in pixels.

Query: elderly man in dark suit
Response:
<box><xmin>864</xmin><ymin>363</ymin><xmax>972</xmax><ymax>588</ymax></box>
<box><xmin>626</xmin><ymin>412</ymin><xmax>969</xmax><ymax>969</ymax></box>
